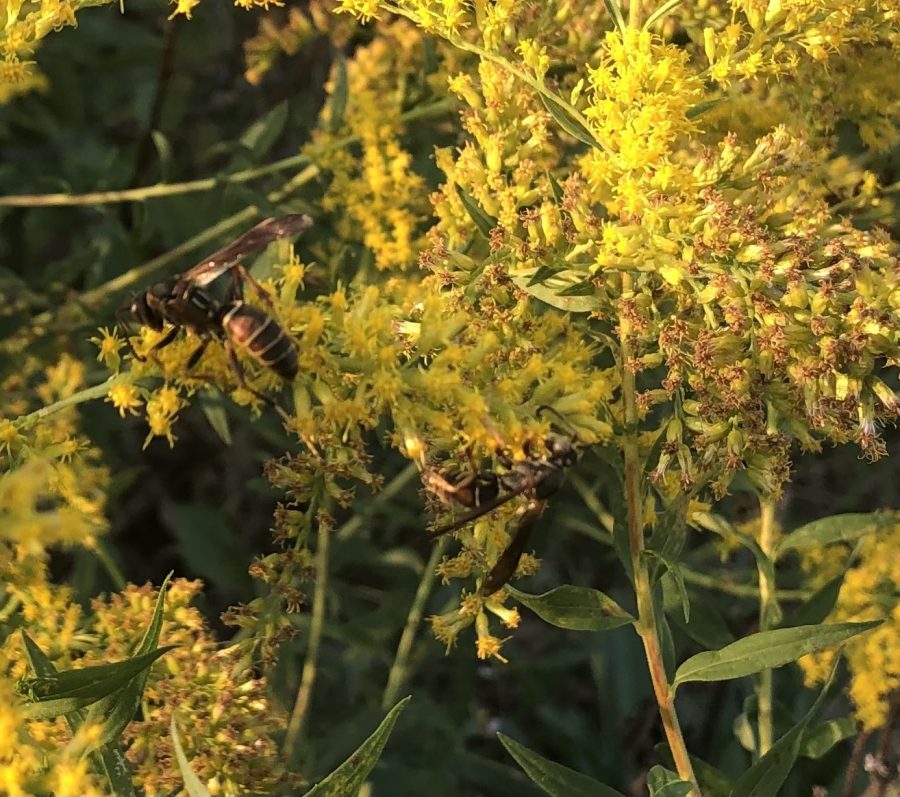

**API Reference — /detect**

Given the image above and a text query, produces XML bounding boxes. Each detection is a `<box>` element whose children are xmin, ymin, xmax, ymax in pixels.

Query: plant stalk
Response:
<box><xmin>382</xmin><ymin>537</ymin><xmax>446</xmax><ymax>710</ymax></box>
<box><xmin>756</xmin><ymin>498</ymin><xmax>778</xmax><ymax>756</ymax></box>
<box><xmin>284</xmin><ymin>524</ymin><xmax>331</xmax><ymax>758</ymax></box>
<box><xmin>619</xmin><ymin>274</ymin><xmax>699</xmax><ymax>795</ymax></box>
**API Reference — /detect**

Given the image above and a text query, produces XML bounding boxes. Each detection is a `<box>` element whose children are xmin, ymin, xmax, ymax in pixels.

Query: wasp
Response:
<box><xmin>423</xmin><ymin>412</ymin><xmax>580</xmax><ymax>596</ymax></box>
<box><xmin>123</xmin><ymin>214</ymin><xmax>312</xmax><ymax>408</ymax></box>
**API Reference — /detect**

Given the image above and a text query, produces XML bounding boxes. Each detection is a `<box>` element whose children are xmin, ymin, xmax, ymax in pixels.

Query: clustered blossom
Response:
<box><xmin>798</xmin><ymin>515</ymin><xmax>900</xmax><ymax>731</ymax></box>
<box><xmin>0</xmin><ymin>577</ymin><xmax>292</xmax><ymax>795</ymax></box>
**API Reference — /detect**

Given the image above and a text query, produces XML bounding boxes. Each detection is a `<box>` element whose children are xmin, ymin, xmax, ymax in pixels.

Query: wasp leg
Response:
<box><xmin>186</xmin><ymin>338</ymin><xmax>211</xmax><ymax>370</ymax></box>
<box><xmin>479</xmin><ymin>503</ymin><xmax>543</xmax><ymax>596</ymax></box>
<box><xmin>225</xmin><ymin>264</ymin><xmax>276</xmax><ymax>308</ymax></box>
<box><xmin>224</xmin><ymin>340</ymin><xmax>289</xmax><ymax>422</ymax></box>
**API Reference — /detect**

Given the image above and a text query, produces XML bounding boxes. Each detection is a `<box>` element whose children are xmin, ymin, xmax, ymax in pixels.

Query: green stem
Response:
<box><xmin>619</xmin><ymin>274</ymin><xmax>699</xmax><ymax>796</ymax></box>
<box><xmin>382</xmin><ymin>537</ymin><xmax>447</xmax><ymax>710</ymax></box>
<box><xmin>336</xmin><ymin>462</ymin><xmax>420</xmax><ymax>541</ymax></box>
<box><xmin>681</xmin><ymin>567</ymin><xmax>809</xmax><ymax>602</ymax></box>
<box><xmin>93</xmin><ymin>539</ymin><xmax>127</xmax><ymax>591</ymax></box>
<box><xmin>13</xmin><ymin>374</ymin><xmax>131</xmax><ymax>429</ymax></box>
<box><xmin>284</xmin><ymin>524</ymin><xmax>331</xmax><ymax>759</ymax></box>
<box><xmin>0</xmin><ymin>98</ymin><xmax>453</xmax><ymax>208</ymax></box>
<box><xmin>629</xmin><ymin>0</ymin><xmax>642</xmax><ymax>28</ymax></box>
<box><xmin>756</xmin><ymin>499</ymin><xmax>778</xmax><ymax>756</ymax></box>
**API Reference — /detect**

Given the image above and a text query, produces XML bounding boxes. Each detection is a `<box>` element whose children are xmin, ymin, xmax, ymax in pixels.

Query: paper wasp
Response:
<box><xmin>122</xmin><ymin>214</ymin><xmax>311</xmax><ymax>408</ymax></box>
<box><xmin>423</xmin><ymin>411</ymin><xmax>580</xmax><ymax>596</ymax></box>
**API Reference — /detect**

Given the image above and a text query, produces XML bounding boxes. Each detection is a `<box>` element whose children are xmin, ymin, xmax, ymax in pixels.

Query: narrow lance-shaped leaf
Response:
<box><xmin>800</xmin><ymin>717</ymin><xmax>856</xmax><ymax>759</ymax></box>
<box><xmin>171</xmin><ymin>715</ymin><xmax>211</xmax><ymax>797</ymax></box>
<box><xmin>647</xmin><ymin>765</ymin><xmax>694</xmax><ymax>797</ymax></box>
<box><xmin>776</xmin><ymin>512</ymin><xmax>891</xmax><ymax>557</ymax></box>
<box><xmin>498</xmin><ymin>733</ymin><xmax>626</xmax><ymax>797</ymax></box>
<box><xmin>328</xmin><ymin>54</ymin><xmax>348</xmax><ymax>133</ymax></box>
<box><xmin>602</xmin><ymin>0</ymin><xmax>627</xmax><ymax>34</ymax></box>
<box><xmin>303</xmin><ymin>696</ymin><xmax>410</xmax><ymax>797</ymax></box>
<box><xmin>456</xmin><ymin>186</ymin><xmax>497</xmax><ymax>238</ymax></box>
<box><xmin>82</xmin><ymin>573</ymin><xmax>174</xmax><ymax>749</ymax></box>
<box><xmin>673</xmin><ymin>620</ymin><xmax>880</xmax><ymax>687</ymax></box>
<box><xmin>730</xmin><ymin>661</ymin><xmax>839</xmax><ymax>797</ymax></box>
<box><xmin>20</xmin><ymin>633</ymin><xmax>137</xmax><ymax>797</ymax></box>
<box><xmin>507</xmin><ymin>585</ymin><xmax>634</xmax><ymax>632</ymax></box>
<box><xmin>19</xmin><ymin>647</ymin><xmax>176</xmax><ymax>720</ymax></box>
<box><xmin>540</xmin><ymin>94</ymin><xmax>602</xmax><ymax>150</ymax></box>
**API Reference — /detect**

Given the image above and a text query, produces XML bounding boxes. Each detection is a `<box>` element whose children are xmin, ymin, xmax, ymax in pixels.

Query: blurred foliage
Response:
<box><xmin>1</xmin><ymin>0</ymin><xmax>899</xmax><ymax>796</ymax></box>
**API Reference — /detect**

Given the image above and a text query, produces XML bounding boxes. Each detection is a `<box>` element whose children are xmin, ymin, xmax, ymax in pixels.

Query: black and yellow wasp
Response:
<box><xmin>123</xmin><ymin>215</ymin><xmax>311</xmax><ymax>406</ymax></box>
<box><xmin>422</xmin><ymin>413</ymin><xmax>580</xmax><ymax>595</ymax></box>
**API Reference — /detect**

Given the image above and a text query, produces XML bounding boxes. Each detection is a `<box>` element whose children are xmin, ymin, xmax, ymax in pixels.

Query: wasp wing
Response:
<box><xmin>184</xmin><ymin>214</ymin><xmax>312</xmax><ymax>287</ymax></box>
<box><xmin>480</xmin><ymin>502</ymin><xmax>544</xmax><ymax>595</ymax></box>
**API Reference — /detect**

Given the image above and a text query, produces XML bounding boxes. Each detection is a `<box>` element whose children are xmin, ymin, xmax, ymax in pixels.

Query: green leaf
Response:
<box><xmin>240</xmin><ymin>101</ymin><xmax>288</xmax><ymax>160</ymax></box>
<box><xmin>328</xmin><ymin>54</ymin><xmax>348</xmax><ymax>133</ymax></box>
<box><xmin>19</xmin><ymin>647</ymin><xmax>176</xmax><ymax>719</ymax></box>
<box><xmin>540</xmin><ymin>94</ymin><xmax>600</xmax><ymax>149</ymax></box>
<box><xmin>456</xmin><ymin>186</ymin><xmax>497</xmax><ymax>237</ymax></box>
<box><xmin>81</xmin><ymin>573</ymin><xmax>173</xmax><ymax>749</ymax></box>
<box><xmin>511</xmin><ymin>274</ymin><xmax>600</xmax><ymax>313</ymax></box>
<box><xmin>171</xmin><ymin>715</ymin><xmax>211</xmax><ymax>797</ymax></box>
<box><xmin>303</xmin><ymin>696</ymin><xmax>410</xmax><ymax>797</ymax></box>
<box><xmin>800</xmin><ymin>717</ymin><xmax>856</xmax><ymax>759</ymax></box>
<box><xmin>197</xmin><ymin>393</ymin><xmax>232</xmax><ymax>445</ymax></box>
<box><xmin>654</xmin><ymin>745</ymin><xmax>733</xmax><ymax>796</ymax></box>
<box><xmin>555</xmin><ymin>279</ymin><xmax>596</xmax><ymax>297</ymax></box>
<box><xmin>695</xmin><ymin>512</ymin><xmax>780</xmax><ymax>624</ymax></box>
<box><xmin>668</xmin><ymin>592</ymin><xmax>734</xmax><ymax>650</ymax></box>
<box><xmin>644</xmin><ymin>0</ymin><xmax>685</xmax><ymax>28</ymax></box>
<box><xmin>647</xmin><ymin>766</ymin><xmax>693</xmax><ymax>797</ymax></box>
<box><xmin>20</xmin><ymin>634</ymin><xmax>136</xmax><ymax>796</ymax></box>
<box><xmin>776</xmin><ymin>512</ymin><xmax>891</xmax><ymax>557</ymax></box>
<box><xmin>730</xmin><ymin>662</ymin><xmax>838</xmax><ymax>797</ymax></box>
<box><xmin>161</xmin><ymin>501</ymin><xmax>253</xmax><ymax>594</ymax></box>
<box><xmin>547</xmin><ymin>171</ymin><xmax>564</xmax><ymax>204</ymax></box>
<box><xmin>507</xmin><ymin>585</ymin><xmax>634</xmax><ymax>632</ymax></box>
<box><xmin>497</xmin><ymin>733</ymin><xmax>626</xmax><ymax>797</ymax></box>
<box><xmin>150</xmin><ymin>131</ymin><xmax>173</xmax><ymax>182</ymax></box>
<box><xmin>651</xmin><ymin>551</ymin><xmax>690</xmax><ymax>623</ymax></box>
<box><xmin>602</xmin><ymin>0</ymin><xmax>627</xmax><ymax>34</ymax></box>
<box><xmin>686</xmin><ymin>97</ymin><xmax>724</xmax><ymax>119</ymax></box>
<box><xmin>673</xmin><ymin>621</ymin><xmax>880</xmax><ymax>687</ymax></box>
<box><xmin>527</xmin><ymin>264</ymin><xmax>565</xmax><ymax>286</ymax></box>
<box><xmin>785</xmin><ymin>575</ymin><xmax>844</xmax><ymax>627</ymax></box>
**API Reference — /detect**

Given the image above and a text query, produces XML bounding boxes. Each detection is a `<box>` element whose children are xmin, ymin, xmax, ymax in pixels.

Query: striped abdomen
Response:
<box><xmin>220</xmin><ymin>302</ymin><xmax>298</xmax><ymax>380</ymax></box>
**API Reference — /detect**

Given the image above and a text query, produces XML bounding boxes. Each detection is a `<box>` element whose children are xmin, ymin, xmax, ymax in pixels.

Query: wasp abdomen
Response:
<box><xmin>221</xmin><ymin>302</ymin><xmax>298</xmax><ymax>381</ymax></box>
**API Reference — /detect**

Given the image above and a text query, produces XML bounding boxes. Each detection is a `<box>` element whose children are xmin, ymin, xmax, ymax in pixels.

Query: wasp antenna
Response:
<box><xmin>535</xmin><ymin>404</ymin><xmax>578</xmax><ymax>436</ymax></box>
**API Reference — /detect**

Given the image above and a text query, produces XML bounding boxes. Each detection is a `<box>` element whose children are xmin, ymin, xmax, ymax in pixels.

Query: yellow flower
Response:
<box><xmin>90</xmin><ymin>327</ymin><xmax>123</xmax><ymax>371</ymax></box>
<box><xmin>107</xmin><ymin>382</ymin><xmax>143</xmax><ymax>417</ymax></box>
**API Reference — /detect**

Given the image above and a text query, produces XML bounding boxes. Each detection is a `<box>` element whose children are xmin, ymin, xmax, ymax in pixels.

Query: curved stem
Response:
<box><xmin>382</xmin><ymin>537</ymin><xmax>447</xmax><ymax>710</ymax></box>
<box><xmin>756</xmin><ymin>499</ymin><xmax>778</xmax><ymax>756</ymax></box>
<box><xmin>0</xmin><ymin>98</ymin><xmax>454</xmax><ymax>208</ymax></box>
<box><xmin>619</xmin><ymin>273</ymin><xmax>699</xmax><ymax>795</ymax></box>
<box><xmin>284</xmin><ymin>523</ymin><xmax>331</xmax><ymax>759</ymax></box>
<box><xmin>336</xmin><ymin>462</ymin><xmax>420</xmax><ymax>541</ymax></box>
<box><xmin>13</xmin><ymin>374</ymin><xmax>131</xmax><ymax>429</ymax></box>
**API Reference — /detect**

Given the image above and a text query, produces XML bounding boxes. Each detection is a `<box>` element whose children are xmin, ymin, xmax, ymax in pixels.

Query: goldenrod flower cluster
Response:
<box><xmin>798</xmin><ymin>515</ymin><xmax>900</xmax><ymax>731</ymax></box>
<box><xmin>108</xmin><ymin>0</ymin><xmax>898</xmax><ymax>661</ymax></box>
<box><xmin>0</xmin><ymin>577</ymin><xmax>291</xmax><ymax>795</ymax></box>
<box><xmin>1</xmin><ymin>355</ymin><xmax>108</xmax><ymax>561</ymax></box>
<box><xmin>305</xmin><ymin>19</ymin><xmax>434</xmax><ymax>270</ymax></box>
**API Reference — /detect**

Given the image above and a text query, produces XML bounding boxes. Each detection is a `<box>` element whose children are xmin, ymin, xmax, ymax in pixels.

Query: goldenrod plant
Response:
<box><xmin>0</xmin><ymin>0</ymin><xmax>899</xmax><ymax>794</ymax></box>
